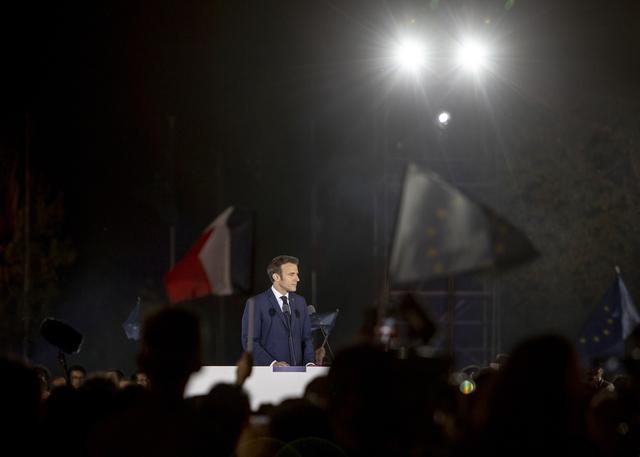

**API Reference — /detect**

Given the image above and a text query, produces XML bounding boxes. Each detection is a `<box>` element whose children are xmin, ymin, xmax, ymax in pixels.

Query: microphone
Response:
<box><xmin>40</xmin><ymin>318</ymin><xmax>83</xmax><ymax>354</ymax></box>
<box><xmin>269</xmin><ymin>308</ymin><xmax>276</xmax><ymax>317</ymax></box>
<box><xmin>283</xmin><ymin>302</ymin><xmax>292</xmax><ymax>330</ymax></box>
<box><xmin>40</xmin><ymin>317</ymin><xmax>83</xmax><ymax>382</ymax></box>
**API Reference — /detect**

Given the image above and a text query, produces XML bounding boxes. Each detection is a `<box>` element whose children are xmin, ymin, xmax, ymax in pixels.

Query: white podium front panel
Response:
<box><xmin>184</xmin><ymin>366</ymin><xmax>329</xmax><ymax>410</ymax></box>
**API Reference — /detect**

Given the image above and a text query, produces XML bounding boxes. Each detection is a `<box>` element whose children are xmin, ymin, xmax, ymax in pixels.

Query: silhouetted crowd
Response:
<box><xmin>3</xmin><ymin>306</ymin><xmax>640</xmax><ymax>457</ymax></box>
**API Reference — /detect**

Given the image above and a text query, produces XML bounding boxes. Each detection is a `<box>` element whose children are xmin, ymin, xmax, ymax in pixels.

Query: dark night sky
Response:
<box><xmin>2</xmin><ymin>0</ymin><xmax>640</xmax><ymax>373</ymax></box>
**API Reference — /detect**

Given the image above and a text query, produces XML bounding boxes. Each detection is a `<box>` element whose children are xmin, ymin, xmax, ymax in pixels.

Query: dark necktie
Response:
<box><xmin>282</xmin><ymin>295</ymin><xmax>295</xmax><ymax>365</ymax></box>
<box><xmin>282</xmin><ymin>296</ymin><xmax>291</xmax><ymax>326</ymax></box>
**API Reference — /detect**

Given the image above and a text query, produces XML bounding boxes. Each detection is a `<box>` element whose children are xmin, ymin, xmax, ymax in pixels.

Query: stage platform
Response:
<box><xmin>185</xmin><ymin>366</ymin><xmax>330</xmax><ymax>410</ymax></box>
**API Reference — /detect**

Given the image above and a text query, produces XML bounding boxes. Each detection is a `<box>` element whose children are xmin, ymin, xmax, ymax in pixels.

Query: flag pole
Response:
<box><xmin>215</xmin><ymin>136</ymin><xmax>225</xmax><ymax>364</ymax></box>
<box><xmin>321</xmin><ymin>308</ymin><xmax>338</xmax><ymax>362</ymax></box>
<box><xmin>22</xmin><ymin>113</ymin><xmax>32</xmax><ymax>358</ymax></box>
<box><xmin>247</xmin><ymin>298</ymin><xmax>254</xmax><ymax>353</ymax></box>
<box><xmin>447</xmin><ymin>275</ymin><xmax>455</xmax><ymax>358</ymax></box>
<box><xmin>168</xmin><ymin>115</ymin><xmax>176</xmax><ymax>270</ymax></box>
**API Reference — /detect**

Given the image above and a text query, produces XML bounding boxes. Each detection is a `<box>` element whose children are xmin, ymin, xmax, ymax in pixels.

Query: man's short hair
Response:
<box><xmin>131</xmin><ymin>371</ymin><xmax>145</xmax><ymax>381</ymax></box>
<box><xmin>108</xmin><ymin>369</ymin><xmax>125</xmax><ymax>383</ymax></box>
<box><xmin>69</xmin><ymin>365</ymin><xmax>86</xmax><ymax>375</ymax></box>
<box><xmin>267</xmin><ymin>255</ymin><xmax>299</xmax><ymax>282</ymax></box>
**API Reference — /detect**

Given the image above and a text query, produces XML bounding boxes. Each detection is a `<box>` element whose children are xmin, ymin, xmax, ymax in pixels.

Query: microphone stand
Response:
<box><xmin>57</xmin><ymin>350</ymin><xmax>70</xmax><ymax>384</ymax></box>
<box><xmin>284</xmin><ymin>307</ymin><xmax>296</xmax><ymax>366</ymax></box>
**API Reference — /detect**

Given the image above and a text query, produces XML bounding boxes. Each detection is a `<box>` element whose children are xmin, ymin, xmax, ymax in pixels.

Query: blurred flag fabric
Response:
<box><xmin>122</xmin><ymin>298</ymin><xmax>142</xmax><ymax>340</ymax></box>
<box><xmin>389</xmin><ymin>163</ymin><xmax>538</xmax><ymax>286</ymax></box>
<box><xmin>310</xmin><ymin>309</ymin><xmax>339</xmax><ymax>352</ymax></box>
<box><xmin>310</xmin><ymin>310</ymin><xmax>339</xmax><ymax>338</ymax></box>
<box><xmin>164</xmin><ymin>206</ymin><xmax>253</xmax><ymax>303</ymax></box>
<box><xmin>577</xmin><ymin>268</ymin><xmax>640</xmax><ymax>365</ymax></box>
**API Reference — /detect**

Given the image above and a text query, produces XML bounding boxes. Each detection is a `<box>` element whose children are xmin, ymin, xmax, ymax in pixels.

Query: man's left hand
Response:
<box><xmin>315</xmin><ymin>346</ymin><xmax>326</xmax><ymax>366</ymax></box>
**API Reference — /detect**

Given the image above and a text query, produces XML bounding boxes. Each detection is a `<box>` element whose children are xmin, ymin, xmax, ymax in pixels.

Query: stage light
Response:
<box><xmin>437</xmin><ymin>111</ymin><xmax>451</xmax><ymax>127</ymax></box>
<box><xmin>456</xmin><ymin>39</ymin><xmax>489</xmax><ymax>73</ymax></box>
<box><xmin>393</xmin><ymin>37</ymin><xmax>427</xmax><ymax>76</ymax></box>
<box><xmin>459</xmin><ymin>379</ymin><xmax>476</xmax><ymax>395</ymax></box>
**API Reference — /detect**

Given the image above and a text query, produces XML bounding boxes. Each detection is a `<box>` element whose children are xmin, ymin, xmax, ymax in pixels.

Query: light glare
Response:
<box><xmin>393</xmin><ymin>38</ymin><xmax>427</xmax><ymax>75</ymax></box>
<box><xmin>437</xmin><ymin>111</ymin><xmax>451</xmax><ymax>126</ymax></box>
<box><xmin>457</xmin><ymin>40</ymin><xmax>489</xmax><ymax>73</ymax></box>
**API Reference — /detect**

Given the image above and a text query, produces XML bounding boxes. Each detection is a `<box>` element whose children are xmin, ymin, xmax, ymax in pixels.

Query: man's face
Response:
<box><xmin>135</xmin><ymin>372</ymin><xmax>150</xmax><ymax>388</ymax></box>
<box><xmin>274</xmin><ymin>263</ymin><xmax>299</xmax><ymax>293</ymax></box>
<box><xmin>70</xmin><ymin>370</ymin><xmax>85</xmax><ymax>389</ymax></box>
<box><xmin>589</xmin><ymin>368</ymin><xmax>604</xmax><ymax>382</ymax></box>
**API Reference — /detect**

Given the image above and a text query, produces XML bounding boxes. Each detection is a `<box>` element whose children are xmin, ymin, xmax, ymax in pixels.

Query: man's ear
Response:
<box><xmin>272</xmin><ymin>273</ymin><xmax>280</xmax><ymax>282</ymax></box>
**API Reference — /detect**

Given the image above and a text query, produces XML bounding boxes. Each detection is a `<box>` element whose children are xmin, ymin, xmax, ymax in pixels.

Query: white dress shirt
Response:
<box><xmin>271</xmin><ymin>286</ymin><xmax>289</xmax><ymax>312</ymax></box>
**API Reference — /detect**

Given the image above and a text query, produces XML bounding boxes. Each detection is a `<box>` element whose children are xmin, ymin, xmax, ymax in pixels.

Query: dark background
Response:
<box><xmin>2</xmin><ymin>0</ymin><xmax>640</xmax><ymax>375</ymax></box>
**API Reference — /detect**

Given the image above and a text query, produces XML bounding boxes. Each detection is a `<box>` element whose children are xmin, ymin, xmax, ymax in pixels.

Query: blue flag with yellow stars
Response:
<box><xmin>577</xmin><ymin>268</ymin><xmax>640</xmax><ymax>365</ymax></box>
<box><xmin>122</xmin><ymin>297</ymin><xmax>143</xmax><ymax>341</ymax></box>
<box><xmin>389</xmin><ymin>163</ymin><xmax>538</xmax><ymax>286</ymax></box>
<box><xmin>310</xmin><ymin>310</ymin><xmax>339</xmax><ymax>337</ymax></box>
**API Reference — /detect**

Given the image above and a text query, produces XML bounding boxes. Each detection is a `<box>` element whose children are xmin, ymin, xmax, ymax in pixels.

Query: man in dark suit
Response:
<box><xmin>241</xmin><ymin>255</ymin><xmax>315</xmax><ymax>366</ymax></box>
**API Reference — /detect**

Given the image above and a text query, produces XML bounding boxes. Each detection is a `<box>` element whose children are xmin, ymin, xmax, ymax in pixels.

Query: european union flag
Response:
<box><xmin>577</xmin><ymin>268</ymin><xmax>640</xmax><ymax>365</ymax></box>
<box><xmin>389</xmin><ymin>163</ymin><xmax>538</xmax><ymax>286</ymax></box>
<box><xmin>310</xmin><ymin>310</ymin><xmax>339</xmax><ymax>338</ymax></box>
<box><xmin>122</xmin><ymin>297</ymin><xmax>143</xmax><ymax>341</ymax></box>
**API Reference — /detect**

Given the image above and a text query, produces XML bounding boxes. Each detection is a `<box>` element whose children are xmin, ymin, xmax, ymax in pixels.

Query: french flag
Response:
<box><xmin>164</xmin><ymin>206</ymin><xmax>253</xmax><ymax>303</ymax></box>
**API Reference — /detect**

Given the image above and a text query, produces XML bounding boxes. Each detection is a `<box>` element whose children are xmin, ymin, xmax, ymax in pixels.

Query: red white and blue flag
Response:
<box><xmin>164</xmin><ymin>206</ymin><xmax>253</xmax><ymax>303</ymax></box>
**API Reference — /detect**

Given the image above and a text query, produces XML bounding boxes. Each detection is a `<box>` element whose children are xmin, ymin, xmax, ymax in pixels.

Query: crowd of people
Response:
<box><xmin>3</xmin><ymin>305</ymin><xmax>640</xmax><ymax>457</ymax></box>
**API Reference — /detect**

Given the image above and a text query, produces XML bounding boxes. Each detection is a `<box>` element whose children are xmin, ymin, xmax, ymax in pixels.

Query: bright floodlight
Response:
<box><xmin>456</xmin><ymin>39</ymin><xmax>489</xmax><ymax>73</ymax></box>
<box><xmin>393</xmin><ymin>37</ymin><xmax>426</xmax><ymax>75</ymax></box>
<box><xmin>437</xmin><ymin>111</ymin><xmax>451</xmax><ymax>126</ymax></box>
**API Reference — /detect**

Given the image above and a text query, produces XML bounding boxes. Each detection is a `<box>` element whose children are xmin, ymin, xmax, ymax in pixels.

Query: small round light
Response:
<box><xmin>459</xmin><ymin>379</ymin><xmax>476</xmax><ymax>395</ymax></box>
<box><xmin>437</xmin><ymin>111</ymin><xmax>451</xmax><ymax>126</ymax></box>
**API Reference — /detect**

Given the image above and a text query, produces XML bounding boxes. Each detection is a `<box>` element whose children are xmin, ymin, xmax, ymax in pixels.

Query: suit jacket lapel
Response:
<box><xmin>289</xmin><ymin>295</ymin><xmax>295</xmax><ymax>334</ymax></box>
<box><xmin>267</xmin><ymin>289</ymin><xmax>288</xmax><ymax>330</ymax></box>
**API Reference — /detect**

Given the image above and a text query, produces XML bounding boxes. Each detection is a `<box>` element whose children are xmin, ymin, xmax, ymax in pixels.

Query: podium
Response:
<box><xmin>184</xmin><ymin>366</ymin><xmax>329</xmax><ymax>410</ymax></box>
